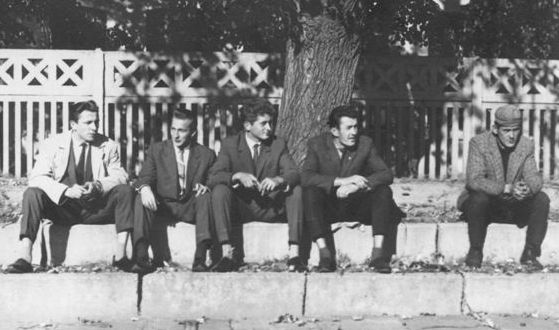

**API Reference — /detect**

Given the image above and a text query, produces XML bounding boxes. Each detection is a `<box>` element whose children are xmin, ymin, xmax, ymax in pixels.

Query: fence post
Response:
<box><xmin>93</xmin><ymin>48</ymin><xmax>105</xmax><ymax>134</ymax></box>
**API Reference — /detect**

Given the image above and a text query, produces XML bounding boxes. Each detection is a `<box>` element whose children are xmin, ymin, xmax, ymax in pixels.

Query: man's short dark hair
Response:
<box><xmin>70</xmin><ymin>100</ymin><xmax>99</xmax><ymax>122</ymax></box>
<box><xmin>239</xmin><ymin>99</ymin><xmax>277</xmax><ymax>124</ymax></box>
<box><xmin>327</xmin><ymin>104</ymin><xmax>362</xmax><ymax>128</ymax></box>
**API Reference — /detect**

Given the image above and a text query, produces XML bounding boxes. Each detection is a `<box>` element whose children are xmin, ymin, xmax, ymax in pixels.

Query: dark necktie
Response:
<box><xmin>252</xmin><ymin>144</ymin><xmax>260</xmax><ymax>166</ymax></box>
<box><xmin>76</xmin><ymin>143</ymin><xmax>87</xmax><ymax>185</ymax></box>
<box><xmin>340</xmin><ymin>149</ymin><xmax>350</xmax><ymax>174</ymax></box>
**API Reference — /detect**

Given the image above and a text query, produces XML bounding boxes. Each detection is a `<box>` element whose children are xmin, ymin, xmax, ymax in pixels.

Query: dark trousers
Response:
<box><xmin>20</xmin><ymin>184</ymin><xmax>134</xmax><ymax>242</ymax></box>
<box><xmin>302</xmin><ymin>184</ymin><xmax>400</xmax><ymax>261</ymax></box>
<box><xmin>211</xmin><ymin>184</ymin><xmax>303</xmax><ymax>253</ymax></box>
<box><xmin>133</xmin><ymin>192</ymin><xmax>213</xmax><ymax>249</ymax></box>
<box><xmin>463</xmin><ymin>191</ymin><xmax>550</xmax><ymax>256</ymax></box>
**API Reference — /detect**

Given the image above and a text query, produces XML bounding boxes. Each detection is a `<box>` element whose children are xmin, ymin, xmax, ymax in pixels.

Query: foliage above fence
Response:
<box><xmin>1</xmin><ymin>49</ymin><xmax>559</xmax><ymax>181</ymax></box>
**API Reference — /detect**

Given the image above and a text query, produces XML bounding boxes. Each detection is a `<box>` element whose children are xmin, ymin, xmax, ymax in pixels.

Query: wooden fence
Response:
<box><xmin>1</xmin><ymin>50</ymin><xmax>559</xmax><ymax>180</ymax></box>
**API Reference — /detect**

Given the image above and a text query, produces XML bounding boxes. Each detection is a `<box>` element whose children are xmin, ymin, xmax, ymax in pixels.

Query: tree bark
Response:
<box><xmin>277</xmin><ymin>14</ymin><xmax>361</xmax><ymax>166</ymax></box>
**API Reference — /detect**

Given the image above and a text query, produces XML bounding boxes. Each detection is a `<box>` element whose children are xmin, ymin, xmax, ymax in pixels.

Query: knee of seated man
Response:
<box><xmin>370</xmin><ymin>184</ymin><xmax>392</xmax><ymax>199</ymax></box>
<box><xmin>111</xmin><ymin>183</ymin><xmax>134</xmax><ymax>196</ymax></box>
<box><xmin>211</xmin><ymin>184</ymin><xmax>232</xmax><ymax>200</ymax></box>
<box><xmin>467</xmin><ymin>191</ymin><xmax>491</xmax><ymax>206</ymax></box>
<box><xmin>290</xmin><ymin>185</ymin><xmax>302</xmax><ymax>197</ymax></box>
<box><xmin>23</xmin><ymin>187</ymin><xmax>47</xmax><ymax>200</ymax></box>
<box><xmin>531</xmin><ymin>191</ymin><xmax>550</xmax><ymax>208</ymax></box>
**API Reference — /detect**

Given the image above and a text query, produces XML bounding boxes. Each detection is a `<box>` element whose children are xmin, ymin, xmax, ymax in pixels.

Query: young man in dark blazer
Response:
<box><xmin>458</xmin><ymin>104</ymin><xmax>549</xmax><ymax>270</ymax></box>
<box><xmin>132</xmin><ymin>109</ymin><xmax>217</xmax><ymax>273</ymax></box>
<box><xmin>302</xmin><ymin>104</ymin><xmax>402</xmax><ymax>273</ymax></box>
<box><xmin>209</xmin><ymin>99</ymin><xmax>305</xmax><ymax>272</ymax></box>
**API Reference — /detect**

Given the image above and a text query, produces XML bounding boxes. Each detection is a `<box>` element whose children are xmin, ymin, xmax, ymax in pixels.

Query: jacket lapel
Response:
<box><xmin>325</xmin><ymin>134</ymin><xmax>341</xmax><ymax>175</ymax></box>
<box><xmin>186</xmin><ymin>144</ymin><xmax>200</xmax><ymax>191</ymax></box>
<box><xmin>56</xmin><ymin>132</ymin><xmax>72</xmax><ymax>179</ymax></box>
<box><xmin>506</xmin><ymin>140</ymin><xmax>525</xmax><ymax>183</ymax></box>
<box><xmin>238</xmin><ymin>134</ymin><xmax>256</xmax><ymax>174</ymax></box>
<box><xmin>90</xmin><ymin>143</ymin><xmax>104</xmax><ymax>180</ymax></box>
<box><xmin>488</xmin><ymin>133</ymin><xmax>505</xmax><ymax>182</ymax></box>
<box><xmin>163</xmin><ymin>141</ymin><xmax>180</xmax><ymax>195</ymax></box>
<box><xmin>256</xmin><ymin>141</ymin><xmax>271</xmax><ymax>179</ymax></box>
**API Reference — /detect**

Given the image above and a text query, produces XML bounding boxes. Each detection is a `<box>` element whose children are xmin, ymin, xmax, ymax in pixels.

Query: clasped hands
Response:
<box><xmin>503</xmin><ymin>181</ymin><xmax>531</xmax><ymax>201</ymax></box>
<box><xmin>64</xmin><ymin>181</ymin><xmax>103</xmax><ymax>201</ymax></box>
<box><xmin>232</xmin><ymin>172</ymin><xmax>285</xmax><ymax>196</ymax></box>
<box><xmin>334</xmin><ymin>175</ymin><xmax>370</xmax><ymax>199</ymax></box>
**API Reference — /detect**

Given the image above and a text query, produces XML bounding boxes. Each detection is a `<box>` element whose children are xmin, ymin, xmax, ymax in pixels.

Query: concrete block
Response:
<box><xmin>0</xmin><ymin>273</ymin><xmax>137</xmax><ymax>322</ymax></box>
<box><xmin>141</xmin><ymin>272</ymin><xmax>305</xmax><ymax>319</ymax></box>
<box><xmin>305</xmin><ymin>273</ymin><xmax>463</xmax><ymax>317</ymax></box>
<box><xmin>540</xmin><ymin>223</ymin><xmax>559</xmax><ymax>265</ymax></box>
<box><xmin>465</xmin><ymin>273</ymin><xmax>559</xmax><ymax>316</ymax></box>
<box><xmin>396</xmin><ymin>223</ymin><xmax>437</xmax><ymax>260</ymax></box>
<box><xmin>437</xmin><ymin>223</ymin><xmax>469</xmax><ymax>262</ymax></box>
<box><xmin>0</xmin><ymin>221</ymin><xmax>44</xmax><ymax>267</ymax></box>
<box><xmin>166</xmin><ymin>222</ymin><xmax>196</xmax><ymax>264</ymax></box>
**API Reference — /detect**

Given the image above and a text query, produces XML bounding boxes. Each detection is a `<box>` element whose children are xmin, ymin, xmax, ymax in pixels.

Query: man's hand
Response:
<box><xmin>334</xmin><ymin>175</ymin><xmax>369</xmax><ymax>190</ymax></box>
<box><xmin>258</xmin><ymin>177</ymin><xmax>284</xmax><ymax>195</ymax></box>
<box><xmin>193</xmin><ymin>183</ymin><xmax>210</xmax><ymax>197</ymax></box>
<box><xmin>82</xmin><ymin>181</ymin><xmax>102</xmax><ymax>200</ymax></box>
<box><xmin>513</xmin><ymin>181</ymin><xmax>531</xmax><ymax>201</ymax></box>
<box><xmin>336</xmin><ymin>184</ymin><xmax>360</xmax><ymax>199</ymax></box>
<box><xmin>232</xmin><ymin>172</ymin><xmax>259</xmax><ymax>189</ymax></box>
<box><xmin>140</xmin><ymin>186</ymin><xmax>158</xmax><ymax>211</ymax></box>
<box><xmin>64</xmin><ymin>184</ymin><xmax>86</xmax><ymax>199</ymax></box>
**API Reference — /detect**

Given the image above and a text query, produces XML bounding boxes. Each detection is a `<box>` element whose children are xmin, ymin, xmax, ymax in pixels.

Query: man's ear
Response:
<box><xmin>330</xmin><ymin>127</ymin><xmax>339</xmax><ymax>137</ymax></box>
<box><xmin>491</xmin><ymin>124</ymin><xmax>498</xmax><ymax>136</ymax></box>
<box><xmin>70</xmin><ymin>121</ymin><xmax>77</xmax><ymax>131</ymax></box>
<box><xmin>243</xmin><ymin>121</ymin><xmax>251</xmax><ymax>132</ymax></box>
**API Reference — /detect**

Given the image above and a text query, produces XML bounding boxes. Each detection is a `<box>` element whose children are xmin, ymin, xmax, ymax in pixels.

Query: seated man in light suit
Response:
<box><xmin>458</xmin><ymin>104</ymin><xmax>550</xmax><ymax>270</ymax></box>
<box><xmin>302</xmin><ymin>104</ymin><xmax>403</xmax><ymax>273</ymax></box>
<box><xmin>5</xmin><ymin>100</ymin><xmax>134</xmax><ymax>273</ymax></box>
<box><xmin>209</xmin><ymin>99</ymin><xmax>305</xmax><ymax>272</ymax></box>
<box><xmin>132</xmin><ymin>109</ymin><xmax>217</xmax><ymax>273</ymax></box>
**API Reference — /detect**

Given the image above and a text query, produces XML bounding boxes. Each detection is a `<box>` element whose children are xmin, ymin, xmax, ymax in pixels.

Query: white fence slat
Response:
<box><xmin>2</xmin><ymin>101</ymin><xmax>8</xmax><ymax>176</ymax></box>
<box><xmin>26</xmin><ymin>102</ymin><xmax>33</xmax><ymax>175</ymax></box>
<box><xmin>162</xmin><ymin>103</ymin><xmax>169</xmax><ymax>141</ymax></box>
<box><xmin>50</xmin><ymin>101</ymin><xmax>57</xmax><ymax>136</ymax></box>
<box><xmin>126</xmin><ymin>103</ymin><xmax>133</xmax><ymax>172</ymax></box>
<box><xmin>543</xmin><ymin>109</ymin><xmax>551</xmax><ymax>180</ymax></box>
<box><xmin>62</xmin><ymin>102</ymin><xmax>69</xmax><ymax>132</ymax></box>
<box><xmin>451</xmin><ymin>106</ymin><xmax>460</xmax><ymax>179</ymax></box>
<box><xmin>114</xmin><ymin>104</ymin><xmax>121</xmax><ymax>155</ymax></box>
<box><xmin>14</xmin><ymin>101</ymin><xmax>21</xmax><ymax>178</ymax></box>
<box><xmin>38</xmin><ymin>101</ymin><xmax>45</xmax><ymax>142</ymax></box>
<box><xmin>534</xmin><ymin>108</ymin><xmax>541</xmax><ymax>171</ymax></box>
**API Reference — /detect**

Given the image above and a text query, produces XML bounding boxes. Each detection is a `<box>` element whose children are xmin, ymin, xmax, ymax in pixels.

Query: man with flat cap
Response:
<box><xmin>458</xmin><ymin>104</ymin><xmax>549</xmax><ymax>269</ymax></box>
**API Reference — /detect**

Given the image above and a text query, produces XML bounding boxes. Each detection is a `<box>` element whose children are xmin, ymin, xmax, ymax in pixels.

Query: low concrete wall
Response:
<box><xmin>304</xmin><ymin>273</ymin><xmax>463</xmax><ymax>317</ymax></box>
<box><xmin>0</xmin><ymin>273</ymin><xmax>137</xmax><ymax>322</ymax></box>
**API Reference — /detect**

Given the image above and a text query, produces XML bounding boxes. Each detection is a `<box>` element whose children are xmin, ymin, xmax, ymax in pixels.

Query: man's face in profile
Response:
<box><xmin>332</xmin><ymin>116</ymin><xmax>358</xmax><ymax>148</ymax></box>
<box><xmin>170</xmin><ymin>117</ymin><xmax>195</xmax><ymax>149</ymax></box>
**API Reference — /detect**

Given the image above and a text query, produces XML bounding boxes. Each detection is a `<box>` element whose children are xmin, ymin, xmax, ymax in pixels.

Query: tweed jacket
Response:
<box><xmin>207</xmin><ymin>133</ymin><xmax>299</xmax><ymax>189</ymax></box>
<box><xmin>134</xmin><ymin>140</ymin><xmax>216</xmax><ymax>201</ymax></box>
<box><xmin>457</xmin><ymin>131</ymin><xmax>542</xmax><ymax>211</ymax></box>
<box><xmin>301</xmin><ymin>133</ymin><xmax>393</xmax><ymax>193</ymax></box>
<box><xmin>29</xmin><ymin>131</ymin><xmax>128</xmax><ymax>205</ymax></box>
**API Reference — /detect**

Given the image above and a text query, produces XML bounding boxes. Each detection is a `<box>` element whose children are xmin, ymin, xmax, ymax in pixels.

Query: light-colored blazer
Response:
<box><xmin>29</xmin><ymin>131</ymin><xmax>128</xmax><ymax>204</ymax></box>
<box><xmin>457</xmin><ymin>131</ymin><xmax>542</xmax><ymax>210</ymax></box>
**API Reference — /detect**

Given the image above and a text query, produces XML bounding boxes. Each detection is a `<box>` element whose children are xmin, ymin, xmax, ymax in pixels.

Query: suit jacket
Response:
<box><xmin>302</xmin><ymin>133</ymin><xmax>393</xmax><ymax>193</ymax></box>
<box><xmin>29</xmin><ymin>131</ymin><xmax>128</xmax><ymax>205</ymax></box>
<box><xmin>134</xmin><ymin>140</ymin><xmax>216</xmax><ymax>201</ymax></box>
<box><xmin>457</xmin><ymin>131</ymin><xmax>542</xmax><ymax>211</ymax></box>
<box><xmin>208</xmin><ymin>133</ymin><xmax>299</xmax><ymax>189</ymax></box>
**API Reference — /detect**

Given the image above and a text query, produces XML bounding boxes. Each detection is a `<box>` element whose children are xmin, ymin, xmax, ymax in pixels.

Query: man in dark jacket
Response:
<box><xmin>209</xmin><ymin>99</ymin><xmax>304</xmax><ymax>272</ymax></box>
<box><xmin>133</xmin><ymin>109</ymin><xmax>216</xmax><ymax>273</ymax></box>
<box><xmin>458</xmin><ymin>104</ymin><xmax>549</xmax><ymax>269</ymax></box>
<box><xmin>302</xmin><ymin>104</ymin><xmax>402</xmax><ymax>273</ymax></box>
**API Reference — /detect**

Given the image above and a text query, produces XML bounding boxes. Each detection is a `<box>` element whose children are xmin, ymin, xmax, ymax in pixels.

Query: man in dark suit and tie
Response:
<box><xmin>209</xmin><ymin>99</ymin><xmax>305</xmax><ymax>272</ymax></box>
<box><xmin>132</xmin><ymin>109</ymin><xmax>217</xmax><ymax>273</ymax></box>
<box><xmin>458</xmin><ymin>104</ymin><xmax>550</xmax><ymax>269</ymax></box>
<box><xmin>302</xmin><ymin>104</ymin><xmax>402</xmax><ymax>273</ymax></box>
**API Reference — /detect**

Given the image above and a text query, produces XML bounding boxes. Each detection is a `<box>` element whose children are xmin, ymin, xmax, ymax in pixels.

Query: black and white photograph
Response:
<box><xmin>1</xmin><ymin>0</ymin><xmax>559</xmax><ymax>329</ymax></box>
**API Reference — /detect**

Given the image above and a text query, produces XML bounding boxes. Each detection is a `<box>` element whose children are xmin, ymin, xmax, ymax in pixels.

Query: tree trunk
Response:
<box><xmin>277</xmin><ymin>14</ymin><xmax>361</xmax><ymax>166</ymax></box>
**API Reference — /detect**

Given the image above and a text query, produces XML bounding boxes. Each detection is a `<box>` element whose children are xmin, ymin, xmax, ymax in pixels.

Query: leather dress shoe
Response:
<box><xmin>131</xmin><ymin>257</ymin><xmax>156</xmax><ymax>275</ymax></box>
<box><xmin>112</xmin><ymin>256</ymin><xmax>133</xmax><ymax>272</ymax></box>
<box><xmin>317</xmin><ymin>257</ymin><xmax>336</xmax><ymax>273</ymax></box>
<box><xmin>465</xmin><ymin>248</ymin><xmax>483</xmax><ymax>268</ymax></box>
<box><xmin>4</xmin><ymin>258</ymin><xmax>33</xmax><ymax>274</ymax></box>
<box><xmin>192</xmin><ymin>258</ymin><xmax>209</xmax><ymax>272</ymax></box>
<box><xmin>211</xmin><ymin>257</ymin><xmax>236</xmax><ymax>272</ymax></box>
<box><xmin>287</xmin><ymin>257</ymin><xmax>307</xmax><ymax>273</ymax></box>
<box><xmin>369</xmin><ymin>258</ymin><xmax>392</xmax><ymax>274</ymax></box>
<box><xmin>520</xmin><ymin>248</ymin><xmax>543</xmax><ymax>270</ymax></box>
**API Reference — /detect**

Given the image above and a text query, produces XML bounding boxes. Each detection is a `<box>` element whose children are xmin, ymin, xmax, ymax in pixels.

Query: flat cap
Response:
<box><xmin>494</xmin><ymin>104</ymin><xmax>522</xmax><ymax>127</ymax></box>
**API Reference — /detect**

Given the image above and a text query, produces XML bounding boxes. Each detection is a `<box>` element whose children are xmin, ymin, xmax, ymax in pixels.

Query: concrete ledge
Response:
<box><xmin>141</xmin><ymin>273</ymin><xmax>304</xmax><ymax>319</ymax></box>
<box><xmin>438</xmin><ymin>223</ymin><xmax>559</xmax><ymax>264</ymax></box>
<box><xmin>0</xmin><ymin>273</ymin><xmax>137</xmax><ymax>322</ymax></box>
<box><xmin>305</xmin><ymin>273</ymin><xmax>463</xmax><ymax>317</ymax></box>
<box><xmin>465</xmin><ymin>274</ymin><xmax>559</xmax><ymax>316</ymax></box>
